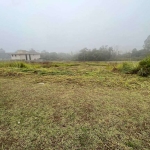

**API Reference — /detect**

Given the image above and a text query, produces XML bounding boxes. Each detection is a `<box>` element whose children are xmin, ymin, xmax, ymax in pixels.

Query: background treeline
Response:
<box><xmin>40</xmin><ymin>47</ymin><xmax>150</xmax><ymax>61</ymax></box>
<box><xmin>1</xmin><ymin>35</ymin><xmax>150</xmax><ymax>61</ymax></box>
<box><xmin>41</xmin><ymin>35</ymin><xmax>150</xmax><ymax>61</ymax></box>
<box><xmin>40</xmin><ymin>51</ymin><xmax>73</xmax><ymax>61</ymax></box>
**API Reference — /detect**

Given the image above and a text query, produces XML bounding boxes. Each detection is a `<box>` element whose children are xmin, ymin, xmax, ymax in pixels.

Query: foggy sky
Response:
<box><xmin>0</xmin><ymin>0</ymin><xmax>150</xmax><ymax>53</ymax></box>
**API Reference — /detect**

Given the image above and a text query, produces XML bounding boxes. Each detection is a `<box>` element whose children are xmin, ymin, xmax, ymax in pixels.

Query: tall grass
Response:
<box><xmin>117</xmin><ymin>62</ymin><xmax>137</xmax><ymax>74</ymax></box>
<box><xmin>0</xmin><ymin>61</ymin><xmax>40</xmax><ymax>69</ymax></box>
<box><xmin>1</xmin><ymin>59</ymin><xmax>150</xmax><ymax>77</ymax></box>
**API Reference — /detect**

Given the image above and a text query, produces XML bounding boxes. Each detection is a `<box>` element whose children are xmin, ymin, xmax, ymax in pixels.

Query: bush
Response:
<box><xmin>117</xmin><ymin>57</ymin><xmax>150</xmax><ymax>77</ymax></box>
<box><xmin>137</xmin><ymin>56</ymin><xmax>150</xmax><ymax>77</ymax></box>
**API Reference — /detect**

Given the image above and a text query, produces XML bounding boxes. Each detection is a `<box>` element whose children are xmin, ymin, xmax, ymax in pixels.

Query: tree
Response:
<box><xmin>76</xmin><ymin>46</ymin><xmax>115</xmax><ymax>61</ymax></box>
<box><xmin>78</xmin><ymin>48</ymin><xmax>88</xmax><ymax>61</ymax></box>
<box><xmin>144</xmin><ymin>35</ymin><xmax>150</xmax><ymax>50</ymax></box>
<box><xmin>0</xmin><ymin>48</ymin><xmax>5</xmax><ymax>53</ymax></box>
<box><xmin>131</xmin><ymin>48</ymin><xmax>138</xmax><ymax>57</ymax></box>
<box><xmin>29</xmin><ymin>48</ymin><xmax>37</xmax><ymax>54</ymax></box>
<box><xmin>41</xmin><ymin>50</ymin><xmax>48</xmax><ymax>53</ymax></box>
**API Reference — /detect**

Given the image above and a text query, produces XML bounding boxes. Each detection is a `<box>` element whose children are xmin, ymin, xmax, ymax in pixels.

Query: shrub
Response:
<box><xmin>137</xmin><ymin>56</ymin><xmax>150</xmax><ymax>77</ymax></box>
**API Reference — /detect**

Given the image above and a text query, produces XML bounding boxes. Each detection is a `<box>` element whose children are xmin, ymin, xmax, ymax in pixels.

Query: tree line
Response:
<box><xmin>1</xmin><ymin>35</ymin><xmax>150</xmax><ymax>61</ymax></box>
<box><xmin>40</xmin><ymin>35</ymin><xmax>150</xmax><ymax>61</ymax></box>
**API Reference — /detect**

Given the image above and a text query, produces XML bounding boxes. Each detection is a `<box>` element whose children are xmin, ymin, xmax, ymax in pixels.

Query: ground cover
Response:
<box><xmin>0</xmin><ymin>61</ymin><xmax>150</xmax><ymax>149</ymax></box>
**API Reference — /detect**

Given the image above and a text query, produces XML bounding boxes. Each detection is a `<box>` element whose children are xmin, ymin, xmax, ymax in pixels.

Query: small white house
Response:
<box><xmin>11</xmin><ymin>50</ymin><xmax>40</xmax><ymax>61</ymax></box>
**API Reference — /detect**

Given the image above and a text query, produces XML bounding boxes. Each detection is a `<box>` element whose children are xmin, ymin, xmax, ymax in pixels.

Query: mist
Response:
<box><xmin>0</xmin><ymin>0</ymin><xmax>150</xmax><ymax>53</ymax></box>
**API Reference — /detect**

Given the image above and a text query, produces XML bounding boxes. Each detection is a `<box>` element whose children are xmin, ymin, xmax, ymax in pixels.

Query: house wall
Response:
<box><xmin>11</xmin><ymin>54</ymin><xmax>21</xmax><ymax>60</ymax></box>
<box><xmin>11</xmin><ymin>54</ymin><xmax>26</xmax><ymax>60</ymax></box>
<box><xmin>11</xmin><ymin>54</ymin><xmax>40</xmax><ymax>60</ymax></box>
<box><xmin>20</xmin><ymin>55</ymin><xmax>26</xmax><ymax>60</ymax></box>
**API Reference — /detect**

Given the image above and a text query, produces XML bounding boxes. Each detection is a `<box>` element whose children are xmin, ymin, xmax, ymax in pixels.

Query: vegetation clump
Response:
<box><xmin>0</xmin><ymin>61</ymin><xmax>29</xmax><ymax>68</ymax></box>
<box><xmin>117</xmin><ymin>62</ymin><xmax>136</xmax><ymax>74</ymax></box>
<box><xmin>137</xmin><ymin>56</ymin><xmax>150</xmax><ymax>77</ymax></box>
<box><xmin>117</xmin><ymin>56</ymin><xmax>150</xmax><ymax>77</ymax></box>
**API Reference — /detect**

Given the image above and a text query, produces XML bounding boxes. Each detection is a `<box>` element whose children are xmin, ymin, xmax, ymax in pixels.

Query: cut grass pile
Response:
<box><xmin>0</xmin><ymin>61</ymin><xmax>150</xmax><ymax>149</ymax></box>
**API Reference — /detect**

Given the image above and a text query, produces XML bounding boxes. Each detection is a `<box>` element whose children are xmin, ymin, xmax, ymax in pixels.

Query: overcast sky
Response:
<box><xmin>0</xmin><ymin>0</ymin><xmax>150</xmax><ymax>53</ymax></box>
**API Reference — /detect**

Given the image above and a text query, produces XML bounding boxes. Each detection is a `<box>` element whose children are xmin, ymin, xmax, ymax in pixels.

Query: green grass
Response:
<box><xmin>0</xmin><ymin>61</ymin><xmax>150</xmax><ymax>149</ymax></box>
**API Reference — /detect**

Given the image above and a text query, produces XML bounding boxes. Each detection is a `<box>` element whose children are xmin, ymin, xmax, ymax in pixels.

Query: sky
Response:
<box><xmin>0</xmin><ymin>0</ymin><xmax>150</xmax><ymax>53</ymax></box>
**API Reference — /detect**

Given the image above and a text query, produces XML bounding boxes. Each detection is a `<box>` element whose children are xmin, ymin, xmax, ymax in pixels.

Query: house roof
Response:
<box><xmin>11</xmin><ymin>50</ymin><xmax>40</xmax><ymax>55</ymax></box>
<box><xmin>11</xmin><ymin>53</ymin><xmax>40</xmax><ymax>55</ymax></box>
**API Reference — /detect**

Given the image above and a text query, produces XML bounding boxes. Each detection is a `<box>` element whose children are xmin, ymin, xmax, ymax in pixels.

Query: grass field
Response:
<box><xmin>0</xmin><ymin>61</ymin><xmax>150</xmax><ymax>150</ymax></box>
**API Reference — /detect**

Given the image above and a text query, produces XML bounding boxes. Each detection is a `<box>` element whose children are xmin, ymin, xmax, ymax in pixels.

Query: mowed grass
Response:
<box><xmin>0</xmin><ymin>61</ymin><xmax>150</xmax><ymax>150</ymax></box>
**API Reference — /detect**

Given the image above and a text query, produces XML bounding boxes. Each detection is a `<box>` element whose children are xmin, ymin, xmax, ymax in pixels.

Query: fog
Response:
<box><xmin>0</xmin><ymin>0</ymin><xmax>150</xmax><ymax>53</ymax></box>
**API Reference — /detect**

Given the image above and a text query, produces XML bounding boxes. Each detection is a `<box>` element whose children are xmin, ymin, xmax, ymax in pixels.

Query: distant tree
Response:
<box><xmin>49</xmin><ymin>52</ymin><xmax>58</xmax><ymax>60</ymax></box>
<box><xmin>131</xmin><ymin>48</ymin><xmax>138</xmax><ymax>57</ymax></box>
<box><xmin>0</xmin><ymin>48</ymin><xmax>5</xmax><ymax>53</ymax></box>
<box><xmin>0</xmin><ymin>48</ymin><xmax>11</xmax><ymax>60</ymax></box>
<box><xmin>144</xmin><ymin>35</ymin><xmax>150</xmax><ymax>50</ymax></box>
<box><xmin>29</xmin><ymin>48</ymin><xmax>38</xmax><ymax>53</ymax></box>
<box><xmin>76</xmin><ymin>46</ymin><xmax>115</xmax><ymax>61</ymax></box>
<box><xmin>78</xmin><ymin>48</ymin><xmax>88</xmax><ymax>61</ymax></box>
<box><xmin>132</xmin><ymin>48</ymin><xmax>137</xmax><ymax>52</ymax></box>
<box><xmin>41</xmin><ymin>50</ymin><xmax>49</xmax><ymax>53</ymax></box>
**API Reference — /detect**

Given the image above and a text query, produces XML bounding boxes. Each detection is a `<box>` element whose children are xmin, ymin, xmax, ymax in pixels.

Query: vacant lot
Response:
<box><xmin>0</xmin><ymin>61</ymin><xmax>150</xmax><ymax>150</ymax></box>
